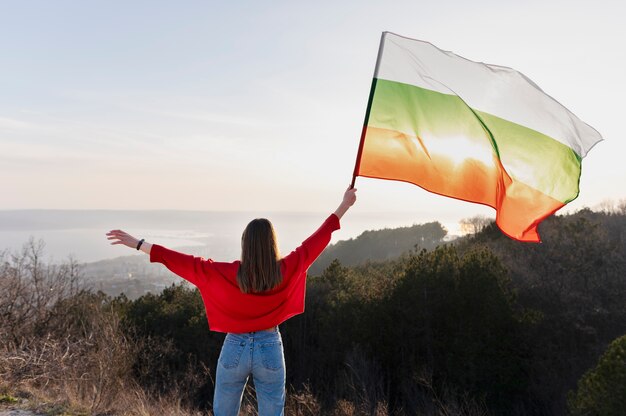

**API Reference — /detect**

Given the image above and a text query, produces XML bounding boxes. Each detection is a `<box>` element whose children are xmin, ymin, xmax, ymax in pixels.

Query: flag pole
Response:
<box><xmin>350</xmin><ymin>32</ymin><xmax>386</xmax><ymax>189</ymax></box>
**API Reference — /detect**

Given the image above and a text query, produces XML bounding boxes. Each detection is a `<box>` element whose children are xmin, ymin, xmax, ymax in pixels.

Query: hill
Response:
<box><xmin>309</xmin><ymin>221</ymin><xmax>448</xmax><ymax>275</ymax></box>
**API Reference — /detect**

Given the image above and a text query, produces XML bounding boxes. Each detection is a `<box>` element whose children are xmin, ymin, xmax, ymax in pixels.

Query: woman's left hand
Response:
<box><xmin>106</xmin><ymin>229</ymin><xmax>140</xmax><ymax>249</ymax></box>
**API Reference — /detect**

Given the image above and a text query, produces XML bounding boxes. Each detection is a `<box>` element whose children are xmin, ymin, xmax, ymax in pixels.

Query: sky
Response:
<box><xmin>1</xmin><ymin>0</ymin><xmax>625</xmax><ymax>227</ymax></box>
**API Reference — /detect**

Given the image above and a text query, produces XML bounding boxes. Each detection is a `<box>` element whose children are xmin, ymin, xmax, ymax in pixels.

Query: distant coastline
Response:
<box><xmin>0</xmin><ymin>209</ymin><xmax>462</xmax><ymax>264</ymax></box>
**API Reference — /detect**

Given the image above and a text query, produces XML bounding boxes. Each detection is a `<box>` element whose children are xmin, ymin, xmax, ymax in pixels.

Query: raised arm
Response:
<box><xmin>106</xmin><ymin>229</ymin><xmax>208</xmax><ymax>287</ymax></box>
<box><xmin>282</xmin><ymin>186</ymin><xmax>357</xmax><ymax>272</ymax></box>
<box><xmin>334</xmin><ymin>186</ymin><xmax>357</xmax><ymax>220</ymax></box>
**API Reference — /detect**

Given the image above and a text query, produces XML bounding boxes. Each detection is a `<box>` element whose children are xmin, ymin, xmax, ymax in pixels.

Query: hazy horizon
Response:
<box><xmin>0</xmin><ymin>208</ymin><xmax>467</xmax><ymax>264</ymax></box>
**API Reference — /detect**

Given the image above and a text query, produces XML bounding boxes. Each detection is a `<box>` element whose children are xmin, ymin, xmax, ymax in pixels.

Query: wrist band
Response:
<box><xmin>136</xmin><ymin>238</ymin><xmax>145</xmax><ymax>250</ymax></box>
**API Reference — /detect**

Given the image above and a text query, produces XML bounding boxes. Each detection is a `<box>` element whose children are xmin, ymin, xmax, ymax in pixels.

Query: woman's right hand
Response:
<box><xmin>342</xmin><ymin>186</ymin><xmax>357</xmax><ymax>208</ymax></box>
<box><xmin>334</xmin><ymin>186</ymin><xmax>357</xmax><ymax>219</ymax></box>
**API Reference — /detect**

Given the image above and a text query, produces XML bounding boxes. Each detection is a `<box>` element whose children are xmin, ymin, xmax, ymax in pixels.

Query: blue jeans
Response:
<box><xmin>213</xmin><ymin>327</ymin><xmax>285</xmax><ymax>416</ymax></box>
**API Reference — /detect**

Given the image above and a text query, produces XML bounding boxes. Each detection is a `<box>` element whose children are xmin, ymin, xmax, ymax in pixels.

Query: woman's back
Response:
<box><xmin>147</xmin><ymin>213</ymin><xmax>341</xmax><ymax>333</ymax></box>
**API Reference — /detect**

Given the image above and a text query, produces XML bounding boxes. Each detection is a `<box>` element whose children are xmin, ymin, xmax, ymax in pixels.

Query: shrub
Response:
<box><xmin>568</xmin><ymin>334</ymin><xmax>626</xmax><ymax>416</ymax></box>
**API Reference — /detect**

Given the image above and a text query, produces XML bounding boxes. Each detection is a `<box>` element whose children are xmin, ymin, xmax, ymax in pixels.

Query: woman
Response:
<box><xmin>105</xmin><ymin>187</ymin><xmax>357</xmax><ymax>416</ymax></box>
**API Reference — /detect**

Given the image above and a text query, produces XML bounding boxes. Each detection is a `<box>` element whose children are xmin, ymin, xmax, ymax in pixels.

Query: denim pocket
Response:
<box><xmin>260</xmin><ymin>341</ymin><xmax>284</xmax><ymax>371</ymax></box>
<box><xmin>219</xmin><ymin>339</ymin><xmax>245</xmax><ymax>369</ymax></box>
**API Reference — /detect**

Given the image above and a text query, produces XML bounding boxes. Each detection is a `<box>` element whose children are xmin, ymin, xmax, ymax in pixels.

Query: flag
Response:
<box><xmin>353</xmin><ymin>32</ymin><xmax>602</xmax><ymax>242</ymax></box>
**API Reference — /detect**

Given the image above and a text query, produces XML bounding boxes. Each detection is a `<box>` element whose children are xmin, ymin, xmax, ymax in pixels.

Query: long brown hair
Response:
<box><xmin>237</xmin><ymin>218</ymin><xmax>283</xmax><ymax>293</ymax></box>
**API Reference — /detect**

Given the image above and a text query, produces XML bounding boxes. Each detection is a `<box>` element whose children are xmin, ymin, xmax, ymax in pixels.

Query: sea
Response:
<box><xmin>0</xmin><ymin>210</ymin><xmax>463</xmax><ymax>264</ymax></box>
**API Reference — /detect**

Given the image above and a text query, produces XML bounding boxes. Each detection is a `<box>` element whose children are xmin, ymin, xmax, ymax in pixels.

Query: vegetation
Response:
<box><xmin>1</xmin><ymin>208</ymin><xmax>626</xmax><ymax>415</ymax></box>
<box><xmin>309</xmin><ymin>221</ymin><xmax>447</xmax><ymax>275</ymax></box>
<box><xmin>567</xmin><ymin>334</ymin><xmax>626</xmax><ymax>416</ymax></box>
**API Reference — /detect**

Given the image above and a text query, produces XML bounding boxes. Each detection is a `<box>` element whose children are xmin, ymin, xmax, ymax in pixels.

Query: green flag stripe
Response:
<box><xmin>367</xmin><ymin>78</ymin><xmax>582</xmax><ymax>204</ymax></box>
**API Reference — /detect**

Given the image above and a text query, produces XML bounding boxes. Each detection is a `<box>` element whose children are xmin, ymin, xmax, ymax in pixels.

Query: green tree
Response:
<box><xmin>381</xmin><ymin>245</ymin><xmax>528</xmax><ymax>413</ymax></box>
<box><xmin>568</xmin><ymin>334</ymin><xmax>626</xmax><ymax>416</ymax></box>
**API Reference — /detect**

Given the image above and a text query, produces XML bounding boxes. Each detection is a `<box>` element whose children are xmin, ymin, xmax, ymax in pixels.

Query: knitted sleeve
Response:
<box><xmin>150</xmin><ymin>244</ymin><xmax>215</xmax><ymax>288</ymax></box>
<box><xmin>281</xmin><ymin>213</ymin><xmax>341</xmax><ymax>275</ymax></box>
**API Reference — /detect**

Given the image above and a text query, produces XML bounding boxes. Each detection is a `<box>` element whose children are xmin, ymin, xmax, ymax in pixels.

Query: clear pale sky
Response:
<box><xmin>1</xmin><ymin>1</ymin><xmax>624</xmax><ymax>223</ymax></box>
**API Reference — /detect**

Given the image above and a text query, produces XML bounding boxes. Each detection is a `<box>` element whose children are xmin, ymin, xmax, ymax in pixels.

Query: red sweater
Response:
<box><xmin>149</xmin><ymin>213</ymin><xmax>340</xmax><ymax>333</ymax></box>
